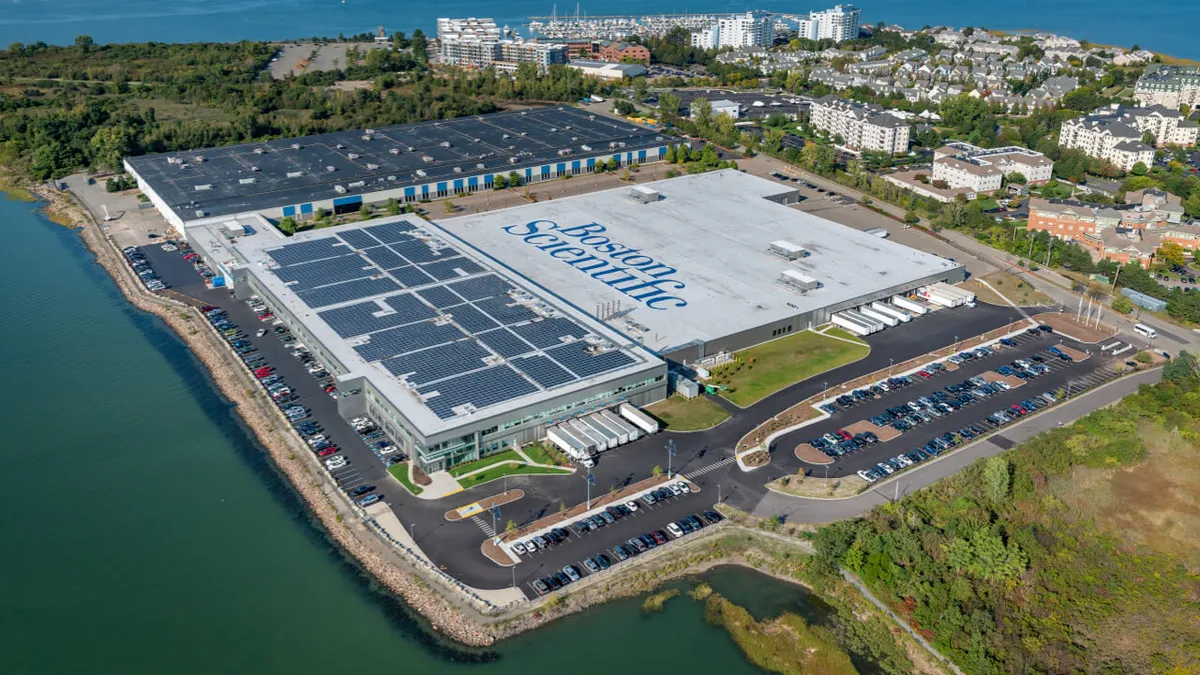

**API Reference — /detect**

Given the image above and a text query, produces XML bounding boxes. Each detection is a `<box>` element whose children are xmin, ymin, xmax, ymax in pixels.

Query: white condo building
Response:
<box><xmin>931</xmin><ymin>142</ymin><xmax>1054</xmax><ymax>193</ymax></box>
<box><xmin>796</xmin><ymin>5</ymin><xmax>861</xmax><ymax>43</ymax></box>
<box><xmin>809</xmin><ymin>95</ymin><xmax>909</xmax><ymax>154</ymax></box>
<box><xmin>1059</xmin><ymin>104</ymin><xmax>1198</xmax><ymax>171</ymax></box>
<box><xmin>690</xmin><ymin>11</ymin><xmax>772</xmax><ymax>50</ymax></box>
<box><xmin>437</xmin><ymin>17</ymin><xmax>567</xmax><ymax>71</ymax></box>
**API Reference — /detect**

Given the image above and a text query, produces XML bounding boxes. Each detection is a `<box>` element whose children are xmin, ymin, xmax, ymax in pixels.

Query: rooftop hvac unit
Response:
<box><xmin>348</xmin><ymin>180</ymin><xmax>365</xmax><ymax>188</ymax></box>
<box><xmin>348</xmin><ymin>153</ymin><xmax>359</xmax><ymax>160</ymax></box>
<box><xmin>192</xmin><ymin>155</ymin><xmax>206</xmax><ymax>163</ymax></box>
<box><xmin>386</xmin><ymin>175</ymin><xmax>397</xmax><ymax>181</ymax></box>
<box><xmin>508</xmin><ymin>157</ymin><xmax>519</xmax><ymax>164</ymax></box>
<box><xmin>557</xmin><ymin>148</ymin><xmax>572</xmax><ymax>156</ymax></box>
<box><xmin>366</xmin><ymin>163</ymin><xmax>379</xmax><ymax>170</ymax></box>
<box><xmin>253</xmin><ymin>148</ymin><xmax>265</xmax><ymax>155</ymax></box>
<box><xmin>422</xmin><ymin>155</ymin><xmax>434</xmax><ymax>163</ymax></box>
<box><xmin>779</xmin><ymin>269</ymin><xmax>821</xmax><ymax>292</ymax></box>
<box><xmin>476</xmin><ymin>163</ymin><xmax>486</xmax><ymax>169</ymax></box>
<box><xmin>334</xmin><ymin>185</ymin><xmax>347</xmax><ymax>194</ymax></box>
<box><xmin>767</xmin><ymin>240</ymin><xmax>809</xmax><ymax>260</ymax></box>
<box><xmin>439</xmin><ymin>141</ymin><xmax>452</xmax><ymax>148</ymax></box>
<box><xmin>549</xmin><ymin>127</ymin><xmax>558</xmax><ymax>132</ymax></box>
<box><xmin>453</xmin><ymin>167</ymin><xmax>462</xmax><ymax>173</ymax></box>
<box><xmin>325</xmin><ymin>166</ymin><xmax>336</xmax><ymax>172</ymax></box>
<box><xmin>194</xmin><ymin>209</ymin><xmax>205</xmax><ymax>218</ymax></box>
<box><xmin>194</xmin><ymin>184</ymin><xmax>213</xmax><ymax>191</ymax></box>
<box><xmin>336</xmin><ymin>143</ymin><xmax>345</xmax><ymax>149</ymax></box>
<box><xmin>580</xmin><ymin>144</ymin><xmax>592</xmax><ymax>152</ymax></box>
<box><xmin>286</xmin><ymin>171</ymin><xmax>304</xmax><ymax>178</ymax></box>
<box><xmin>250</xmin><ymin>166</ymin><xmax>260</xmax><ymax>172</ymax></box>
<box><xmin>167</xmin><ymin>156</ymin><xmax>181</xmax><ymax>164</ymax></box>
<box><xmin>389</xmin><ymin>148</ymin><xmax>401</xmax><ymax>155</ymax></box>
<box><xmin>365</xmin><ymin>128</ymin><xmax>376</xmax><ymax>134</ymax></box>
<box><xmin>415</xmin><ymin>169</ymin><xmax>427</xmax><ymax>177</ymax></box>
<box><xmin>291</xmin><ymin>143</ymin><xmax>302</xmax><ymax>150</ymax></box>
<box><xmin>630</xmin><ymin>186</ymin><xmax>659</xmax><ymax>204</ymax></box>
<box><xmin>502</xmin><ymin>133</ymin><xmax>510</xmax><ymax>139</ymax></box>
<box><xmin>361</xmin><ymin>133</ymin><xmax>373</xmax><ymax>141</ymax></box>
<box><xmin>238</xmin><ymin>177</ymin><xmax>256</xmax><ymax>185</ymax></box>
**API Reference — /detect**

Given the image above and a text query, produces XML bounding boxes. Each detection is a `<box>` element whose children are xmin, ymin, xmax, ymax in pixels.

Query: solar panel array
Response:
<box><xmin>261</xmin><ymin>221</ymin><xmax>645</xmax><ymax>420</ymax></box>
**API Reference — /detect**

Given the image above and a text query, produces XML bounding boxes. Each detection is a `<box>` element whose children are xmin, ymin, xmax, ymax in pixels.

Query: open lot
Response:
<box><xmin>645</xmin><ymin>395</ymin><xmax>731</xmax><ymax>431</ymax></box>
<box><xmin>963</xmin><ymin>270</ymin><xmax>1053</xmax><ymax>307</ymax></box>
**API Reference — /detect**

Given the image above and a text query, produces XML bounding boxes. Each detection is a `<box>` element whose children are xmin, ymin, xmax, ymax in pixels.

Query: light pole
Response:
<box><xmin>822</xmin><ymin>381</ymin><xmax>828</xmax><ymax>401</ymax></box>
<box><xmin>717</xmin><ymin>483</ymin><xmax>721</xmax><ymax>503</ymax></box>
<box><xmin>667</xmin><ymin>438</ymin><xmax>676</xmax><ymax>477</ymax></box>
<box><xmin>585</xmin><ymin>471</ymin><xmax>595</xmax><ymax>510</ymax></box>
<box><xmin>410</xmin><ymin>523</ymin><xmax>416</xmax><ymax>541</ymax></box>
<box><xmin>511</xmin><ymin>566</ymin><xmax>516</xmax><ymax>588</ymax></box>
<box><xmin>888</xmin><ymin>357</ymin><xmax>894</xmax><ymax>377</ymax></box>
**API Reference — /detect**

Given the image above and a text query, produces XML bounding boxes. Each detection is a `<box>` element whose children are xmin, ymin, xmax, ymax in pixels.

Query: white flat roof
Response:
<box><xmin>435</xmin><ymin>170</ymin><xmax>962</xmax><ymax>353</ymax></box>
<box><xmin>232</xmin><ymin>217</ymin><xmax>661</xmax><ymax>438</ymax></box>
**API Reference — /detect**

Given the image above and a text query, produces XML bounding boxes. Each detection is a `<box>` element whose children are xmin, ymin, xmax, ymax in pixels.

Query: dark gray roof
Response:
<box><xmin>127</xmin><ymin>107</ymin><xmax>665</xmax><ymax>221</ymax></box>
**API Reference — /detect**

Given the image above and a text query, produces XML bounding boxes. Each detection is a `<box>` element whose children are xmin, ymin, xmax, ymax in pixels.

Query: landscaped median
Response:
<box><xmin>709</xmin><ymin>329</ymin><xmax>870</xmax><ymax>408</ymax></box>
<box><xmin>457</xmin><ymin>463</ymin><xmax>572</xmax><ymax>489</ymax></box>
<box><xmin>387</xmin><ymin>462</ymin><xmax>424</xmax><ymax>495</ymax></box>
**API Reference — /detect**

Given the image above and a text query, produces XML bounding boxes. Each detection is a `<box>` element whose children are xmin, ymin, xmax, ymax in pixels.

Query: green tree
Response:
<box><xmin>982</xmin><ymin>456</ymin><xmax>1011</xmax><ymax>502</ymax></box>
<box><xmin>690</xmin><ymin>97</ymin><xmax>713</xmax><ymax>127</ymax></box>
<box><xmin>1004</xmin><ymin>172</ymin><xmax>1027</xmax><ymax>186</ymax></box>
<box><xmin>651</xmin><ymin>465</ymin><xmax>663</xmax><ymax>476</ymax></box>
<box><xmin>508</xmin><ymin>171</ymin><xmax>521</xmax><ymax>187</ymax></box>
<box><xmin>800</xmin><ymin>142</ymin><xmax>835</xmax><ymax>175</ymax></box>
<box><xmin>657</xmin><ymin>92</ymin><xmax>682</xmax><ymax>118</ymax></box>
<box><xmin>1131</xmin><ymin>161</ymin><xmax>1149</xmax><ymax>176</ymax></box>
<box><xmin>1156</xmin><ymin>241</ymin><xmax>1187</xmax><ymax>267</ymax></box>
<box><xmin>1141</xmin><ymin>131</ymin><xmax>1156</xmax><ymax>146</ymax></box>
<box><xmin>1185</xmin><ymin>191</ymin><xmax>1200</xmax><ymax>219</ymax></box>
<box><xmin>278</xmin><ymin>217</ymin><xmax>297</xmax><ymax>235</ymax></box>
<box><xmin>664</xmin><ymin>144</ymin><xmax>677</xmax><ymax>163</ymax></box>
<box><xmin>1112</xmin><ymin>294</ymin><xmax>1134</xmax><ymax>314</ymax></box>
<box><xmin>385</xmin><ymin>198</ymin><xmax>401</xmax><ymax>215</ymax></box>
<box><xmin>505</xmin><ymin>520</ymin><xmax>518</xmax><ymax>533</ymax></box>
<box><xmin>89</xmin><ymin>126</ymin><xmax>133</xmax><ymax>171</ymax></box>
<box><xmin>493</xmin><ymin>174</ymin><xmax>508</xmax><ymax>189</ymax></box>
<box><xmin>631</xmin><ymin>76</ymin><xmax>648</xmax><ymax>102</ymax></box>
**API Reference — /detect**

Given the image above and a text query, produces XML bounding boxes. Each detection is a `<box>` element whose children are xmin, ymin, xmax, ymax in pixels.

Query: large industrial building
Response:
<box><xmin>124</xmin><ymin>107</ymin><xmax>672</xmax><ymax>231</ymax></box>
<box><xmin>434</xmin><ymin>170</ymin><xmax>965</xmax><ymax>363</ymax></box>
<box><xmin>230</xmin><ymin>217</ymin><xmax>665</xmax><ymax>472</ymax></box>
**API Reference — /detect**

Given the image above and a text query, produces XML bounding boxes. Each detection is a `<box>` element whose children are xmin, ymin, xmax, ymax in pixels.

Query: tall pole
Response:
<box><xmin>512</xmin><ymin>566</ymin><xmax>516</xmax><ymax>588</ymax></box>
<box><xmin>888</xmin><ymin>357</ymin><xmax>894</xmax><ymax>377</ymax></box>
<box><xmin>1045</xmin><ymin>238</ymin><xmax>1053</xmax><ymax>267</ymax></box>
<box><xmin>1110</xmin><ymin>264</ymin><xmax>1122</xmax><ymax>292</ymax></box>
<box><xmin>717</xmin><ymin>483</ymin><xmax>721</xmax><ymax>503</ymax></box>
<box><xmin>410</xmin><ymin>523</ymin><xmax>416</xmax><ymax>540</ymax></box>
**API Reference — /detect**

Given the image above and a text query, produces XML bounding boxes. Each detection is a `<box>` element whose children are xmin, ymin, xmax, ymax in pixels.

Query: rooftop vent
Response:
<box><xmin>250</xmin><ymin>166</ymin><xmax>260</xmax><ymax>172</ymax></box>
<box><xmin>366</xmin><ymin>163</ymin><xmax>379</xmax><ymax>170</ymax></box>
<box><xmin>291</xmin><ymin>143</ymin><xmax>302</xmax><ymax>150</ymax></box>
<box><xmin>508</xmin><ymin>157</ymin><xmax>519</xmax><ymax>164</ymax></box>
<box><xmin>194</xmin><ymin>184</ymin><xmax>213</xmax><ymax>191</ymax></box>
<box><xmin>348</xmin><ymin>153</ymin><xmax>359</xmax><ymax>160</ymax></box>
<box><xmin>336</xmin><ymin>143</ymin><xmax>345</xmax><ymax>149</ymax></box>
<box><xmin>439</xmin><ymin>141</ymin><xmax>452</xmax><ymax>148</ymax></box>
<box><xmin>629</xmin><ymin>186</ymin><xmax>659</xmax><ymax>204</ymax></box>
<box><xmin>192</xmin><ymin>155</ymin><xmax>206</xmax><ymax>163</ymax></box>
<box><xmin>415</xmin><ymin>169</ymin><xmax>427</xmax><ymax>177</ymax></box>
<box><xmin>580</xmin><ymin>144</ymin><xmax>592</xmax><ymax>152</ymax></box>
<box><xmin>238</xmin><ymin>177</ymin><xmax>256</xmax><ymax>185</ymax></box>
<box><xmin>452</xmin><ymin>167</ymin><xmax>462</xmax><ymax>173</ymax></box>
<box><xmin>476</xmin><ymin>163</ymin><xmax>486</xmax><ymax>170</ymax></box>
<box><xmin>389</xmin><ymin>148</ymin><xmax>401</xmax><ymax>155</ymax></box>
<box><xmin>386</xmin><ymin>175</ymin><xmax>397</xmax><ymax>181</ymax></box>
<box><xmin>334</xmin><ymin>185</ymin><xmax>347</xmax><ymax>194</ymax></box>
<box><xmin>286</xmin><ymin>171</ymin><xmax>304</xmax><ymax>178</ymax></box>
<box><xmin>348</xmin><ymin>180</ymin><xmax>365</xmax><ymax>188</ymax></box>
<box><xmin>502</xmin><ymin>133</ymin><xmax>510</xmax><ymax>139</ymax></box>
<box><xmin>253</xmin><ymin>148</ymin><xmax>266</xmax><ymax>155</ymax></box>
<box><xmin>325</xmin><ymin>166</ymin><xmax>336</xmax><ymax>173</ymax></box>
<box><xmin>422</xmin><ymin>155</ymin><xmax>434</xmax><ymax>163</ymax></box>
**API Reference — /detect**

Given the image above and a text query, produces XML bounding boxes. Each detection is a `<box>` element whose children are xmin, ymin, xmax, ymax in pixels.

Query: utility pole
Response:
<box><xmin>1110</xmin><ymin>264</ymin><xmax>1122</xmax><ymax>292</ymax></box>
<box><xmin>1045</xmin><ymin>238</ymin><xmax>1053</xmax><ymax>267</ymax></box>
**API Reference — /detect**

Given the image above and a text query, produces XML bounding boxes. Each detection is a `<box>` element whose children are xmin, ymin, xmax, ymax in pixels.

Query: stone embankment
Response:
<box><xmin>29</xmin><ymin>183</ymin><xmax>498</xmax><ymax>647</ymax></box>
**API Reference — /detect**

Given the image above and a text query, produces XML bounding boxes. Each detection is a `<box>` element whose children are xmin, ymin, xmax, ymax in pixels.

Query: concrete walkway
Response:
<box><xmin>415</xmin><ymin>469</ymin><xmax>464</xmax><ymax>500</ymax></box>
<box><xmin>752</xmin><ymin>367</ymin><xmax>1162</xmax><ymax>522</ymax></box>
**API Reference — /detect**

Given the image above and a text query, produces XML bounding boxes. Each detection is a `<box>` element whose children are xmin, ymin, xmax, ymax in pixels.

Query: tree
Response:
<box><xmin>278</xmin><ymin>217</ymin><xmax>297</xmax><ymax>235</ymax></box>
<box><xmin>1141</xmin><ymin>131</ymin><xmax>1156</xmax><ymax>146</ymax></box>
<box><xmin>664</xmin><ymin>144</ymin><xmax>677</xmax><ymax>163</ymax></box>
<box><xmin>631</xmin><ymin>76</ymin><xmax>648</xmax><ymax>102</ymax></box>
<box><xmin>385</xmin><ymin>198</ymin><xmax>401</xmax><ymax>215</ymax></box>
<box><xmin>1156</xmin><ymin>241</ymin><xmax>1187</xmax><ymax>267</ymax></box>
<box><xmin>1112</xmin><ymin>294</ymin><xmax>1134</xmax><ymax>314</ymax></box>
<box><xmin>508</xmin><ymin>171</ymin><xmax>521</xmax><ymax>187</ymax></box>
<box><xmin>1183</xmin><ymin>191</ymin><xmax>1200</xmax><ymax>218</ymax></box>
<box><xmin>657</xmin><ymin>91</ymin><xmax>681</xmax><ymax>118</ymax></box>
<box><xmin>89</xmin><ymin>126</ymin><xmax>133</xmax><ymax>171</ymax></box>
<box><xmin>1131</xmin><ymin>161</ymin><xmax>1149</xmax><ymax>176</ymax></box>
<box><xmin>74</xmin><ymin>34</ymin><xmax>95</xmax><ymax>53</ymax></box>
<box><xmin>493</xmin><ymin>174</ymin><xmax>508</xmax><ymax>189</ymax></box>
<box><xmin>505</xmin><ymin>520</ymin><xmax>518</xmax><ymax>533</ymax></box>
<box><xmin>651</xmin><ymin>465</ymin><xmax>663</xmax><ymax>476</ymax></box>
<box><xmin>982</xmin><ymin>456</ymin><xmax>1011</xmax><ymax>502</ymax></box>
<box><xmin>1004</xmin><ymin>172</ymin><xmax>1027</xmax><ymax>186</ymax></box>
<box><xmin>800</xmin><ymin>142</ymin><xmax>835</xmax><ymax>175</ymax></box>
<box><xmin>690</xmin><ymin>97</ymin><xmax>713</xmax><ymax>127</ymax></box>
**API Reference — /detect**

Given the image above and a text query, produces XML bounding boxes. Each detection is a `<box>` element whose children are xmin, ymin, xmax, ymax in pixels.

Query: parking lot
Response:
<box><xmin>770</xmin><ymin>327</ymin><xmax>1121</xmax><ymax>479</ymax></box>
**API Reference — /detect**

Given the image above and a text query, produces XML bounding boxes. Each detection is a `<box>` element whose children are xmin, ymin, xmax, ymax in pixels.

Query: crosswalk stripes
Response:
<box><xmin>471</xmin><ymin>515</ymin><xmax>496</xmax><ymax>537</ymax></box>
<box><xmin>688</xmin><ymin>456</ymin><xmax>735</xmax><ymax>477</ymax></box>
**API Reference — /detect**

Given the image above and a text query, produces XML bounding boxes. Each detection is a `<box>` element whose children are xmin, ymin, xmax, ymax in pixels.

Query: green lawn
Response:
<box><xmin>387</xmin><ymin>462</ymin><xmax>423</xmax><ymax>495</ymax></box>
<box><xmin>457</xmin><ymin>463</ymin><xmax>571</xmax><ymax>489</ymax></box>
<box><xmin>822</xmin><ymin>326</ymin><xmax>868</xmax><ymax>344</ymax></box>
<box><xmin>645</xmin><ymin>394</ymin><xmax>731</xmax><ymax>431</ymax></box>
<box><xmin>521</xmin><ymin>442</ymin><xmax>566</xmax><ymax>466</ymax></box>
<box><xmin>974</xmin><ymin>198</ymin><xmax>1000</xmax><ymax>211</ymax></box>
<box><xmin>448</xmin><ymin>449</ymin><xmax>523</xmax><ymax>477</ymax></box>
<box><xmin>715</xmin><ymin>330</ymin><xmax>870</xmax><ymax>407</ymax></box>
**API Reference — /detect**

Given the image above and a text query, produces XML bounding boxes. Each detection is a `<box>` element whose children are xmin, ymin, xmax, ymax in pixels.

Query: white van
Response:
<box><xmin>1133</xmin><ymin>323</ymin><xmax>1157</xmax><ymax>339</ymax></box>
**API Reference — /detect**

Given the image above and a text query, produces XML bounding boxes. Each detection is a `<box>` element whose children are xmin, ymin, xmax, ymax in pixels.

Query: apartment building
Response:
<box><xmin>1060</xmin><ymin>104</ymin><xmax>1199</xmax><ymax>171</ymax></box>
<box><xmin>598</xmin><ymin>41</ymin><xmax>651</xmax><ymax>65</ymax></box>
<box><xmin>809</xmin><ymin>95</ymin><xmax>910</xmax><ymax>154</ymax></box>
<box><xmin>931</xmin><ymin>142</ymin><xmax>1053</xmax><ymax>193</ymax></box>
<box><xmin>437</xmin><ymin>17</ymin><xmax>567</xmax><ymax>71</ymax></box>
<box><xmin>796</xmin><ymin>5</ymin><xmax>861</xmax><ymax>43</ymax></box>
<box><xmin>1134</xmin><ymin>65</ymin><xmax>1200</xmax><ymax>109</ymax></box>
<box><xmin>1027</xmin><ymin>190</ymin><xmax>1194</xmax><ymax>267</ymax></box>
<box><xmin>690</xmin><ymin>11</ymin><xmax>772</xmax><ymax>49</ymax></box>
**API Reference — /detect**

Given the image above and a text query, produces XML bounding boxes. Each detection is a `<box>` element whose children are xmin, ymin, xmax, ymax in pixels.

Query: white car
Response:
<box><xmin>624</xmin><ymin>500</ymin><xmax>639</xmax><ymax>512</ymax></box>
<box><xmin>667</xmin><ymin>522</ymin><xmax>684</xmax><ymax>538</ymax></box>
<box><xmin>894</xmin><ymin>455</ymin><xmax>912</xmax><ymax>467</ymax></box>
<box><xmin>325</xmin><ymin>458</ymin><xmax>348</xmax><ymax>470</ymax></box>
<box><xmin>857</xmin><ymin>470</ymin><xmax>877</xmax><ymax>483</ymax></box>
<box><xmin>350</xmin><ymin>416</ymin><xmax>369</xmax><ymax>425</ymax></box>
<box><xmin>511</xmin><ymin>541</ymin><xmax>527</xmax><ymax>555</ymax></box>
<box><xmin>669</xmin><ymin>483</ymin><xmax>682</xmax><ymax>496</ymax></box>
<box><xmin>676</xmin><ymin>482</ymin><xmax>690</xmax><ymax>494</ymax></box>
<box><xmin>306</xmin><ymin>435</ymin><xmax>327</xmax><ymax>446</ymax></box>
<box><xmin>256</xmin><ymin>329</ymin><xmax>268</xmax><ymax>337</ymax></box>
<box><xmin>524</xmin><ymin>539</ymin><xmax>539</xmax><ymax>552</ymax></box>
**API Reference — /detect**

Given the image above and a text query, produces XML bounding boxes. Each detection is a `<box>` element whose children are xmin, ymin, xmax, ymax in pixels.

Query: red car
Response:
<box><xmin>254</xmin><ymin>367</ymin><xmax>273</xmax><ymax>377</ymax></box>
<box><xmin>323</xmin><ymin>384</ymin><xmax>337</xmax><ymax>393</ymax></box>
<box><xmin>917</xmin><ymin>369</ymin><xmax>932</xmax><ymax>378</ymax></box>
<box><xmin>258</xmin><ymin>313</ymin><xmax>274</xmax><ymax>321</ymax></box>
<box><xmin>184</xmin><ymin>253</ymin><xmax>198</xmax><ymax>260</ymax></box>
<box><xmin>836</xmin><ymin>429</ymin><xmax>852</xmax><ymax>440</ymax></box>
<box><xmin>316</xmin><ymin>447</ymin><xmax>338</xmax><ymax>457</ymax></box>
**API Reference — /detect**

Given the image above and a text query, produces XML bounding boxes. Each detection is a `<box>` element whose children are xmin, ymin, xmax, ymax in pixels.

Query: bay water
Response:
<box><xmin>0</xmin><ymin>195</ymin><xmax>822</xmax><ymax>673</ymax></box>
<box><xmin>1</xmin><ymin>0</ymin><xmax>1196</xmax><ymax>61</ymax></box>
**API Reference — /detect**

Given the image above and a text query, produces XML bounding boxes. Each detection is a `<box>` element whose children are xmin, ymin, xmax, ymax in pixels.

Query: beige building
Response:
<box><xmin>1058</xmin><ymin>104</ymin><xmax>1199</xmax><ymax>171</ymax></box>
<box><xmin>810</xmin><ymin>95</ymin><xmax>910</xmax><ymax>154</ymax></box>
<box><xmin>931</xmin><ymin>142</ymin><xmax>1053</xmax><ymax>193</ymax></box>
<box><xmin>1134</xmin><ymin>65</ymin><xmax>1200</xmax><ymax>109</ymax></box>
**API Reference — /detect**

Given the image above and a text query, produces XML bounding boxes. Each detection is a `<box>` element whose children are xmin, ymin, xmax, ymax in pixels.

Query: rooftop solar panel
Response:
<box><xmin>448</xmin><ymin>274</ymin><xmax>511</xmax><ymax>301</ymax></box>
<box><xmin>546</xmin><ymin>343</ymin><xmax>636</xmax><ymax>378</ymax></box>
<box><xmin>417</xmin><ymin>286</ymin><xmax>465</xmax><ymax>309</ymax></box>
<box><xmin>390</xmin><ymin>239</ymin><xmax>454</xmax><ymax>265</ymax></box>
<box><xmin>362</xmin><ymin>246</ymin><xmax>406</xmax><ymax>270</ymax></box>
<box><xmin>445</xmin><ymin>303</ymin><xmax>499</xmax><ymax>334</ymax></box>
<box><xmin>419</xmin><ymin>365</ymin><xmax>539</xmax><ymax>420</ymax></box>
<box><xmin>363</xmin><ymin>220</ymin><xmax>417</xmax><ymax>244</ymax></box>
<box><xmin>380</xmin><ymin>340</ymin><xmax>492</xmax><ymax>386</ymax></box>
<box><xmin>474</xmin><ymin>297</ymin><xmax>540</xmax><ymax>325</ymax></box>
<box><xmin>353</xmin><ymin>320</ymin><xmax>467</xmax><ymax>362</ymax></box>
<box><xmin>266</xmin><ymin>239</ymin><xmax>345</xmax><ymax>266</ymax></box>
<box><xmin>513</xmin><ymin>355</ymin><xmax>577</xmax><ymax>389</ymax></box>
<box><xmin>319</xmin><ymin>299</ymin><xmax>426</xmax><ymax>338</ymax></box>
<box><xmin>475</xmin><ymin>328</ymin><xmax>535</xmax><ymax>359</ymax></box>
<box><xmin>389</xmin><ymin>265</ymin><xmax>437</xmax><ymax>288</ymax></box>
<box><xmin>274</xmin><ymin>254</ymin><xmax>373</xmax><ymax>291</ymax></box>
<box><xmin>382</xmin><ymin>293</ymin><xmax>439</xmax><ymax>324</ymax></box>
<box><xmin>421</xmin><ymin>257</ymin><xmax>484</xmax><ymax>281</ymax></box>
<box><xmin>509</xmin><ymin>317</ymin><xmax>588</xmax><ymax>347</ymax></box>
<box><xmin>337</xmin><ymin>229</ymin><xmax>383</xmax><ymax>250</ymax></box>
<box><xmin>296</xmin><ymin>276</ymin><xmax>401</xmax><ymax>308</ymax></box>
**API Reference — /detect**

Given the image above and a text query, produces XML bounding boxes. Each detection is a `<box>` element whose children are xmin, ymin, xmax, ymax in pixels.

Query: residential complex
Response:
<box><xmin>560</xmin><ymin>39</ymin><xmax>651</xmax><ymax>65</ymax></box>
<box><xmin>795</xmin><ymin>4</ymin><xmax>861</xmax><ymax>43</ymax></box>
<box><xmin>1027</xmin><ymin>189</ymin><xmax>1197</xmax><ymax>267</ymax></box>
<box><xmin>1059</xmin><ymin>104</ymin><xmax>1198</xmax><ymax>172</ymax></box>
<box><xmin>931</xmin><ymin>142</ymin><xmax>1054</xmax><ymax>194</ymax></box>
<box><xmin>437</xmin><ymin>17</ymin><xmax>567</xmax><ymax>71</ymax></box>
<box><xmin>1134</xmin><ymin>65</ymin><xmax>1200</xmax><ymax>109</ymax></box>
<box><xmin>809</xmin><ymin>95</ymin><xmax>910</xmax><ymax>154</ymax></box>
<box><xmin>690</xmin><ymin>11</ymin><xmax>773</xmax><ymax>50</ymax></box>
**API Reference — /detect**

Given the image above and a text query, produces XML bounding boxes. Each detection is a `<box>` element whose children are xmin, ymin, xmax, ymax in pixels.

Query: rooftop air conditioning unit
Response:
<box><xmin>365</xmin><ymin>128</ymin><xmax>376</xmax><ymax>134</ymax></box>
<box><xmin>336</xmin><ymin>143</ymin><xmax>345</xmax><ymax>149</ymax></box>
<box><xmin>502</xmin><ymin>133</ymin><xmax>510</xmax><ymax>139</ymax></box>
<box><xmin>238</xmin><ymin>177</ymin><xmax>256</xmax><ymax>185</ymax></box>
<box><xmin>366</xmin><ymin>163</ymin><xmax>379</xmax><ymax>170</ymax></box>
<box><xmin>325</xmin><ymin>166</ymin><xmax>336</xmax><ymax>172</ymax></box>
<box><xmin>286</xmin><ymin>171</ymin><xmax>304</xmax><ymax>179</ymax></box>
<box><xmin>629</xmin><ymin>186</ymin><xmax>659</xmax><ymax>204</ymax></box>
<box><xmin>348</xmin><ymin>180</ymin><xmax>365</xmax><ymax>188</ymax></box>
<box><xmin>386</xmin><ymin>175</ymin><xmax>397</xmax><ymax>181</ymax></box>
<box><xmin>250</xmin><ymin>166</ymin><xmax>260</xmax><ymax>172</ymax></box>
<box><xmin>508</xmin><ymin>157</ymin><xmax>519</xmax><ymax>164</ymax></box>
<box><xmin>348</xmin><ymin>153</ymin><xmax>359</xmax><ymax>160</ymax></box>
<box><xmin>334</xmin><ymin>185</ymin><xmax>347</xmax><ymax>194</ymax></box>
<box><xmin>253</xmin><ymin>148</ymin><xmax>265</xmax><ymax>155</ymax></box>
<box><xmin>193</xmin><ymin>155</ymin><xmax>206</xmax><ymax>163</ymax></box>
<box><xmin>422</xmin><ymin>155</ymin><xmax>434</xmax><ymax>163</ymax></box>
<box><xmin>415</xmin><ymin>169</ymin><xmax>427</xmax><ymax>177</ymax></box>
<box><xmin>580</xmin><ymin>144</ymin><xmax>592</xmax><ymax>152</ymax></box>
<box><xmin>453</xmin><ymin>167</ymin><xmax>462</xmax><ymax>173</ymax></box>
<box><xmin>476</xmin><ymin>163</ymin><xmax>485</xmax><ymax>169</ymax></box>
<box><xmin>389</xmin><ymin>148</ymin><xmax>401</xmax><ymax>155</ymax></box>
<box><xmin>291</xmin><ymin>143</ymin><xmax>302</xmax><ymax>150</ymax></box>
<box><xmin>439</xmin><ymin>141</ymin><xmax>452</xmax><ymax>148</ymax></box>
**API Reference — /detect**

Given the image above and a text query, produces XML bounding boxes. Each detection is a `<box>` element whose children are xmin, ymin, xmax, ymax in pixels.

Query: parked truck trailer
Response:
<box><xmin>619</xmin><ymin>403</ymin><xmax>660</xmax><ymax>434</ymax></box>
<box><xmin>871</xmin><ymin>301</ymin><xmax>911</xmax><ymax>323</ymax></box>
<box><xmin>892</xmin><ymin>295</ymin><xmax>929</xmax><ymax>315</ymax></box>
<box><xmin>858</xmin><ymin>305</ymin><xmax>899</xmax><ymax>327</ymax></box>
<box><xmin>831</xmin><ymin>311</ymin><xmax>873</xmax><ymax>336</ymax></box>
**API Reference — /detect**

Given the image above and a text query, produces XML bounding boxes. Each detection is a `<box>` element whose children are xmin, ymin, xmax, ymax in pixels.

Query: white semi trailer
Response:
<box><xmin>871</xmin><ymin>301</ymin><xmax>911</xmax><ymax>323</ymax></box>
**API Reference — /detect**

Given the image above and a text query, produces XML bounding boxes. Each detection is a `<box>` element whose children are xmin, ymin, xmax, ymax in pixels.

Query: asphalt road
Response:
<box><xmin>144</xmin><ymin>242</ymin><xmax>1137</xmax><ymax>593</ymax></box>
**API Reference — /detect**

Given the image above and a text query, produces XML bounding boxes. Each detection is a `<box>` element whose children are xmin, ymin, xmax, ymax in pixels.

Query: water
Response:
<box><xmin>2</xmin><ymin>0</ymin><xmax>1197</xmax><ymax>60</ymax></box>
<box><xmin>0</xmin><ymin>195</ymin><xmax>809</xmax><ymax>673</ymax></box>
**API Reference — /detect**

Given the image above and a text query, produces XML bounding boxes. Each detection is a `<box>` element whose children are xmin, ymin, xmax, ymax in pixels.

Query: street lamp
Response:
<box><xmin>410</xmin><ymin>523</ymin><xmax>416</xmax><ymax>540</ymax></box>
<box><xmin>667</xmin><ymin>438</ymin><xmax>676</xmax><ymax>477</ymax></box>
<box><xmin>888</xmin><ymin>357</ymin><xmax>894</xmax><ymax>377</ymax></box>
